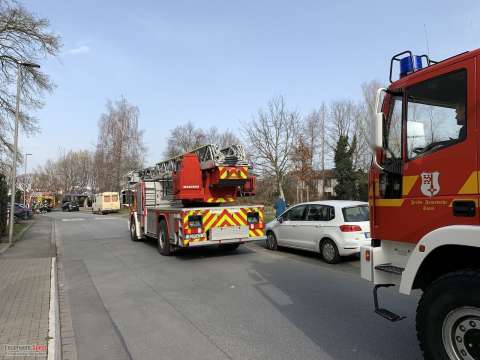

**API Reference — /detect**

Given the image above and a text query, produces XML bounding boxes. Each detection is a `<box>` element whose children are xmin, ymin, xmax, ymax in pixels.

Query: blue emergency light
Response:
<box><xmin>399</xmin><ymin>55</ymin><xmax>423</xmax><ymax>78</ymax></box>
<box><xmin>390</xmin><ymin>51</ymin><xmax>434</xmax><ymax>83</ymax></box>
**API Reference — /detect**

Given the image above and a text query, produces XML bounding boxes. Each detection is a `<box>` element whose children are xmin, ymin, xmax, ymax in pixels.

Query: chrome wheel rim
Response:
<box><xmin>442</xmin><ymin>306</ymin><xmax>480</xmax><ymax>360</ymax></box>
<box><xmin>131</xmin><ymin>224</ymin><xmax>135</xmax><ymax>239</ymax></box>
<box><xmin>323</xmin><ymin>242</ymin><xmax>336</xmax><ymax>262</ymax></box>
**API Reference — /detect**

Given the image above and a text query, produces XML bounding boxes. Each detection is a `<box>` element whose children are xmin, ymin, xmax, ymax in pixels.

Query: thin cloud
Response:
<box><xmin>67</xmin><ymin>45</ymin><xmax>91</xmax><ymax>55</ymax></box>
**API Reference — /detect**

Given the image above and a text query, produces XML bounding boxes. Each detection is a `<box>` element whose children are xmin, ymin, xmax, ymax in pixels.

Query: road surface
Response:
<box><xmin>50</xmin><ymin>211</ymin><xmax>422</xmax><ymax>360</ymax></box>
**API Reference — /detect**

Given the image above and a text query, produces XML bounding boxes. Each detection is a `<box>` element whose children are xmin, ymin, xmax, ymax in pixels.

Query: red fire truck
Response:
<box><xmin>126</xmin><ymin>144</ymin><xmax>265</xmax><ymax>255</ymax></box>
<box><xmin>361</xmin><ymin>50</ymin><xmax>480</xmax><ymax>359</ymax></box>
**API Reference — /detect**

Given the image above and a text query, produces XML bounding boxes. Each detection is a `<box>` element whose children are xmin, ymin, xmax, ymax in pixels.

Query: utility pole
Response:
<box><xmin>8</xmin><ymin>61</ymin><xmax>40</xmax><ymax>245</ymax></box>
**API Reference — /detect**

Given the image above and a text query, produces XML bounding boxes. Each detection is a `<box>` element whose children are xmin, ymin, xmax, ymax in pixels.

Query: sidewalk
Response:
<box><xmin>0</xmin><ymin>216</ymin><xmax>55</xmax><ymax>359</ymax></box>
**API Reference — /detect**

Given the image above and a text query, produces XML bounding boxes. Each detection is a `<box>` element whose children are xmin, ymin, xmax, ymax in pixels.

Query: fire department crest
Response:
<box><xmin>420</xmin><ymin>172</ymin><xmax>440</xmax><ymax>197</ymax></box>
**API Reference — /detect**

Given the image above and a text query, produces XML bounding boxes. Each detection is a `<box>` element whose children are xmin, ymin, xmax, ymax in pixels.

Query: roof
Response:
<box><xmin>293</xmin><ymin>200</ymin><xmax>368</xmax><ymax>207</ymax></box>
<box><xmin>311</xmin><ymin>169</ymin><xmax>336</xmax><ymax>179</ymax></box>
<box><xmin>390</xmin><ymin>48</ymin><xmax>480</xmax><ymax>90</ymax></box>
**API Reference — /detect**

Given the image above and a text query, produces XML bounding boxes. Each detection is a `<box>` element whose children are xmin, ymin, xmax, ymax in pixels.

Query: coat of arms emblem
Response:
<box><xmin>420</xmin><ymin>172</ymin><xmax>440</xmax><ymax>197</ymax></box>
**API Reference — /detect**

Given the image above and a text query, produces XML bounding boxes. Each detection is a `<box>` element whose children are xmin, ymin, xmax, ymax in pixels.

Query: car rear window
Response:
<box><xmin>342</xmin><ymin>205</ymin><xmax>369</xmax><ymax>222</ymax></box>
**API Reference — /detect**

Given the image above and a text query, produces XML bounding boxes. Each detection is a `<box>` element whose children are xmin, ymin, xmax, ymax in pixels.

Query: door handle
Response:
<box><xmin>452</xmin><ymin>200</ymin><xmax>476</xmax><ymax>217</ymax></box>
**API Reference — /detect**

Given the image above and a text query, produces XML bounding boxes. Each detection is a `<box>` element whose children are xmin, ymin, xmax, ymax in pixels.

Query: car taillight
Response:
<box><xmin>340</xmin><ymin>225</ymin><xmax>362</xmax><ymax>232</ymax></box>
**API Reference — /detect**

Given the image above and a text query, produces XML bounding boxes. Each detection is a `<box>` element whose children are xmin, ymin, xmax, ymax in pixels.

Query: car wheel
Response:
<box><xmin>417</xmin><ymin>270</ymin><xmax>480</xmax><ymax>360</ymax></box>
<box><xmin>130</xmin><ymin>218</ymin><xmax>140</xmax><ymax>242</ymax></box>
<box><xmin>266</xmin><ymin>231</ymin><xmax>278</xmax><ymax>250</ymax></box>
<box><xmin>321</xmin><ymin>239</ymin><xmax>341</xmax><ymax>264</ymax></box>
<box><xmin>157</xmin><ymin>220</ymin><xmax>171</xmax><ymax>256</ymax></box>
<box><xmin>219</xmin><ymin>243</ymin><xmax>240</xmax><ymax>251</ymax></box>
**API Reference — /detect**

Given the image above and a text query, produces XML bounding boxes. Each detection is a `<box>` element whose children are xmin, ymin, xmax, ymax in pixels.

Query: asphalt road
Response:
<box><xmin>50</xmin><ymin>210</ymin><xmax>423</xmax><ymax>360</ymax></box>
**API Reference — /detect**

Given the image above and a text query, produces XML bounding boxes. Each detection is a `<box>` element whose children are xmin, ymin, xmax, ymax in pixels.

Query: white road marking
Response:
<box><xmin>94</xmin><ymin>217</ymin><xmax>116</xmax><ymax>220</ymax></box>
<box><xmin>61</xmin><ymin>218</ymin><xmax>85</xmax><ymax>222</ymax></box>
<box><xmin>48</xmin><ymin>257</ymin><xmax>59</xmax><ymax>360</ymax></box>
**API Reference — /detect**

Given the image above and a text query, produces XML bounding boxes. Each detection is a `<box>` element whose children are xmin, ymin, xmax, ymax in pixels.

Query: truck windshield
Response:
<box><xmin>342</xmin><ymin>205</ymin><xmax>369</xmax><ymax>222</ymax></box>
<box><xmin>406</xmin><ymin>69</ymin><xmax>467</xmax><ymax>158</ymax></box>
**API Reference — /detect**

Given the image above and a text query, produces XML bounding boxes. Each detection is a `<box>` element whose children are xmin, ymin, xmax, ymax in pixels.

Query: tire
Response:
<box><xmin>266</xmin><ymin>231</ymin><xmax>278</xmax><ymax>250</ymax></box>
<box><xmin>157</xmin><ymin>220</ymin><xmax>171</xmax><ymax>256</ymax></box>
<box><xmin>321</xmin><ymin>239</ymin><xmax>341</xmax><ymax>264</ymax></box>
<box><xmin>416</xmin><ymin>270</ymin><xmax>480</xmax><ymax>360</ymax></box>
<box><xmin>219</xmin><ymin>243</ymin><xmax>240</xmax><ymax>251</ymax></box>
<box><xmin>130</xmin><ymin>218</ymin><xmax>140</xmax><ymax>242</ymax></box>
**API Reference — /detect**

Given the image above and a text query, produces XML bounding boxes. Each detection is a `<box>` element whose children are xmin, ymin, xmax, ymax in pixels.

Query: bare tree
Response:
<box><xmin>95</xmin><ymin>97</ymin><xmax>146</xmax><ymax>192</ymax></box>
<box><xmin>163</xmin><ymin>122</ymin><xmax>206</xmax><ymax>158</ymax></box>
<box><xmin>163</xmin><ymin>123</ymin><xmax>241</xmax><ymax>158</ymax></box>
<box><xmin>0</xmin><ymin>1</ymin><xmax>61</xmax><ymax>168</ymax></box>
<box><xmin>242</xmin><ymin>95</ymin><xmax>300</xmax><ymax>200</ymax></box>
<box><xmin>31</xmin><ymin>159</ymin><xmax>59</xmax><ymax>193</ymax></box>
<box><xmin>328</xmin><ymin>99</ymin><xmax>371</xmax><ymax>172</ymax></box>
<box><xmin>303</xmin><ymin>104</ymin><xmax>327</xmax><ymax>198</ymax></box>
<box><xmin>205</xmin><ymin>127</ymin><xmax>240</xmax><ymax>149</ymax></box>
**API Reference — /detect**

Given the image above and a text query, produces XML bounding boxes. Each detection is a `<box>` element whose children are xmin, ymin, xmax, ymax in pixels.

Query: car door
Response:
<box><xmin>299</xmin><ymin>205</ymin><xmax>335</xmax><ymax>251</ymax></box>
<box><xmin>275</xmin><ymin>205</ymin><xmax>307</xmax><ymax>247</ymax></box>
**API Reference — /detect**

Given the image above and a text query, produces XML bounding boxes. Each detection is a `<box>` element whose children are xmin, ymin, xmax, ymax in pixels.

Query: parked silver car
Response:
<box><xmin>265</xmin><ymin>200</ymin><xmax>371</xmax><ymax>263</ymax></box>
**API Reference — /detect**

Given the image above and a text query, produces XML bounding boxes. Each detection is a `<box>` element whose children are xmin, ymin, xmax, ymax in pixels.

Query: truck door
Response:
<box><xmin>375</xmin><ymin>58</ymin><xmax>478</xmax><ymax>244</ymax></box>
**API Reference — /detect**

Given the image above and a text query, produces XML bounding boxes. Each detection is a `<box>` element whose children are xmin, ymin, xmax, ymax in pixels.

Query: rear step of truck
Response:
<box><xmin>375</xmin><ymin>263</ymin><xmax>405</xmax><ymax>275</ymax></box>
<box><xmin>373</xmin><ymin>284</ymin><xmax>406</xmax><ymax>322</ymax></box>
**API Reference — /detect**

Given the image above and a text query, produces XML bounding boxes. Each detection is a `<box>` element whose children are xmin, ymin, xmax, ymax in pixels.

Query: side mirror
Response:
<box><xmin>372</xmin><ymin>88</ymin><xmax>387</xmax><ymax>170</ymax></box>
<box><xmin>374</xmin><ymin>112</ymin><xmax>383</xmax><ymax>149</ymax></box>
<box><xmin>278</xmin><ymin>217</ymin><xmax>283</xmax><ymax>224</ymax></box>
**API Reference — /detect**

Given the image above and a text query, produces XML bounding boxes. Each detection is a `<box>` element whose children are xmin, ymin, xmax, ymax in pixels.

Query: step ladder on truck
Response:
<box><xmin>362</xmin><ymin>50</ymin><xmax>480</xmax><ymax>359</ymax></box>
<box><xmin>124</xmin><ymin>144</ymin><xmax>265</xmax><ymax>255</ymax></box>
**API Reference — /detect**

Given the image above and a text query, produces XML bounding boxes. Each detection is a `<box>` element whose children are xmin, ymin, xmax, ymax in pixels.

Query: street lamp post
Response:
<box><xmin>23</xmin><ymin>153</ymin><xmax>32</xmax><ymax>206</ymax></box>
<box><xmin>8</xmin><ymin>61</ymin><xmax>40</xmax><ymax>245</ymax></box>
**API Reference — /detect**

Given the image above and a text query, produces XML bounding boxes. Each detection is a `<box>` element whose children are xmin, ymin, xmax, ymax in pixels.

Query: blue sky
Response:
<box><xmin>20</xmin><ymin>0</ymin><xmax>480</xmax><ymax>170</ymax></box>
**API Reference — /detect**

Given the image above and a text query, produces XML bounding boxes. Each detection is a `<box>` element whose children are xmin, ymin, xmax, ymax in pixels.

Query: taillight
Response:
<box><xmin>340</xmin><ymin>224</ymin><xmax>362</xmax><ymax>232</ymax></box>
<box><xmin>188</xmin><ymin>215</ymin><xmax>202</xmax><ymax>228</ymax></box>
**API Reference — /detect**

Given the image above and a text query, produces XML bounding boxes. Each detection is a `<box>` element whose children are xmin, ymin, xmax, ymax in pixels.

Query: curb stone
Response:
<box><xmin>55</xmin><ymin>219</ymin><xmax>79</xmax><ymax>360</ymax></box>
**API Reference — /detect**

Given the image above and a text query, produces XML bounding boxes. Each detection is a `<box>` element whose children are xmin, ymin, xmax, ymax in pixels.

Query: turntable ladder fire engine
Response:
<box><xmin>127</xmin><ymin>143</ymin><xmax>264</xmax><ymax>256</ymax></box>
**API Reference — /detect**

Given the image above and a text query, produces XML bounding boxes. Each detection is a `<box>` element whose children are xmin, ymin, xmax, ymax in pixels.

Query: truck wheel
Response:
<box><xmin>266</xmin><ymin>231</ymin><xmax>278</xmax><ymax>250</ymax></box>
<box><xmin>130</xmin><ymin>219</ymin><xmax>140</xmax><ymax>242</ymax></box>
<box><xmin>416</xmin><ymin>270</ymin><xmax>480</xmax><ymax>360</ymax></box>
<box><xmin>158</xmin><ymin>220</ymin><xmax>171</xmax><ymax>256</ymax></box>
<box><xmin>321</xmin><ymin>239</ymin><xmax>340</xmax><ymax>264</ymax></box>
<box><xmin>219</xmin><ymin>243</ymin><xmax>240</xmax><ymax>251</ymax></box>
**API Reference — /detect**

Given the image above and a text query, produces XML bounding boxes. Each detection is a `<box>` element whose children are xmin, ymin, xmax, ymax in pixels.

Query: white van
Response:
<box><xmin>92</xmin><ymin>192</ymin><xmax>120</xmax><ymax>214</ymax></box>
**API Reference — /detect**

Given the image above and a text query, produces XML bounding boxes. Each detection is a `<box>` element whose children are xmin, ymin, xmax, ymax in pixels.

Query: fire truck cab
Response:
<box><xmin>361</xmin><ymin>50</ymin><xmax>480</xmax><ymax>359</ymax></box>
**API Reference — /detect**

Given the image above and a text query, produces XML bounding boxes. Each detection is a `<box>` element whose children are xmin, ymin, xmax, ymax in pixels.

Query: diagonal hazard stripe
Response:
<box><xmin>231</xmin><ymin>212</ymin><xmax>247</xmax><ymax>226</ymax></box>
<box><xmin>204</xmin><ymin>212</ymin><xmax>217</xmax><ymax>230</ymax></box>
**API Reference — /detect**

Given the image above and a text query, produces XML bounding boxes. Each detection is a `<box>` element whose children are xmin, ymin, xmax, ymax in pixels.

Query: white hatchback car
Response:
<box><xmin>265</xmin><ymin>200</ymin><xmax>371</xmax><ymax>263</ymax></box>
